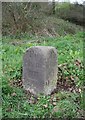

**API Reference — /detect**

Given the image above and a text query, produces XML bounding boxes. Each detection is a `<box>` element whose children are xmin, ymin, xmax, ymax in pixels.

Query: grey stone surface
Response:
<box><xmin>22</xmin><ymin>46</ymin><xmax>58</xmax><ymax>95</ymax></box>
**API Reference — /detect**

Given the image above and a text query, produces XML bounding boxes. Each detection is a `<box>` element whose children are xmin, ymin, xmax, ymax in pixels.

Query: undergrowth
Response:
<box><xmin>1</xmin><ymin>31</ymin><xmax>84</xmax><ymax>119</ymax></box>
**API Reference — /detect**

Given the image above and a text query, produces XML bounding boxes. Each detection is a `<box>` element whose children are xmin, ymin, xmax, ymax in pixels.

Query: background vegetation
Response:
<box><xmin>55</xmin><ymin>2</ymin><xmax>84</xmax><ymax>26</ymax></box>
<box><xmin>2</xmin><ymin>2</ymin><xmax>84</xmax><ymax>37</ymax></box>
<box><xmin>1</xmin><ymin>1</ymin><xmax>85</xmax><ymax>119</ymax></box>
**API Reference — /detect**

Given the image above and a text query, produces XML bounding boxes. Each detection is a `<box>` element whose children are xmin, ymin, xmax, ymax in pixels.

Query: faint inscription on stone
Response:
<box><xmin>22</xmin><ymin>46</ymin><xmax>58</xmax><ymax>95</ymax></box>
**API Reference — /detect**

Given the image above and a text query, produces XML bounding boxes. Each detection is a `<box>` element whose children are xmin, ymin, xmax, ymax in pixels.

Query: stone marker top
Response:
<box><xmin>25</xmin><ymin>46</ymin><xmax>57</xmax><ymax>58</ymax></box>
<box><xmin>26</xmin><ymin>46</ymin><xmax>56</xmax><ymax>50</ymax></box>
<box><xmin>31</xmin><ymin>46</ymin><xmax>56</xmax><ymax>49</ymax></box>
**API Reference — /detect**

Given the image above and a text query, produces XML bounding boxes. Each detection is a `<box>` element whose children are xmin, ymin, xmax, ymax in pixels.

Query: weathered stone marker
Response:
<box><xmin>22</xmin><ymin>46</ymin><xmax>58</xmax><ymax>95</ymax></box>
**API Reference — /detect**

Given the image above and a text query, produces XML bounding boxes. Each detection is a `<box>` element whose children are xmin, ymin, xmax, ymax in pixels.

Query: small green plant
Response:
<box><xmin>52</xmin><ymin>100</ymin><xmax>78</xmax><ymax>118</ymax></box>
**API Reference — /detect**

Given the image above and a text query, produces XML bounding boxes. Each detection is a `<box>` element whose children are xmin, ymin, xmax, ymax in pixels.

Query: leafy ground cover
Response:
<box><xmin>2</xmin><ymin>31</ymin><xmax>84</xmax><ymax>119</ymax></box>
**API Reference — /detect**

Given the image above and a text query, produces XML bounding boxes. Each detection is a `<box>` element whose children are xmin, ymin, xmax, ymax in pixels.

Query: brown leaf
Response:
<box><xmin>43</xmin><ymin>104</ymin><xmax>48</xmax><ymax>108</ymax></box>
<box><xmin>79</xmin><ymin>89</ymin><xmax>81</xmax><ymax>93</ymax></box>
<box><xmin>52</xmin><ymin>102</ymin><xmax>56</xmax><ymax>106</ymax></box>
<box><xmin>6</xmin><ymin>107</ymin><xmax>12</xmax><ymax>112</ymax></box>
<box><xmin>66</xmin><ymin>77</ymin><xmax>69</xmax><ymax>81</ymax></box>
<box><xmin>52</xmin><ymin>106</ymin><xmax>59</xmax><ymax>113</ymax></box>
<box><xmin>70</xmin><ymin>76</ymin><xmax>74</xmax><ymax>80</ymax></box>
<box><xmin>11</xmin><ymin>92</ymin><xmax>17</xmax><ymax>97</ymax></box>
<box><xmin>75</xmin><ymin>59</ymin><xmax>81</xmax><ymax>67</ymax></box>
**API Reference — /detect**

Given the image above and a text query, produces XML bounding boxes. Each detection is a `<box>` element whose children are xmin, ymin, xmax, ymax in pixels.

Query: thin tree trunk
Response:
<box><xmin>52</xmin><ymin>0</ymin><xmax>55</xmax><ymax>14</ymax></box>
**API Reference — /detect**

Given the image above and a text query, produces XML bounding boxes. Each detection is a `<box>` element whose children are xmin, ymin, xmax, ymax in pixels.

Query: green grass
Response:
<box><xmin>2</xmin><ymin>31</ymin><xmax>84</xmax><ymax>118</ymax></box>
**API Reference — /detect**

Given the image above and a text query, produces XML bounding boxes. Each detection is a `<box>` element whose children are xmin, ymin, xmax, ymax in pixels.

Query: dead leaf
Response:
<box><xmin>79</xmin><ymin>89</ymin><xmax>81</xmax><ymax>93</ymax></box>
<box><xmin>43</xmin><ymin>104</ymin><xmax>48</xmax><ymax>108</ymax></box>
<box><xmin>11</xmin><ymin>92</ymin><xmax>17</xmax><ymax>97</ymax></box>
<box><xmin>52</xmin><ymin>106</ymin><xmax>59</xmax><ymax>113</ymax></box>
<box><xmin>52</xmin><ymin>102</ymin><xmax>56</xmax><ymax>106</ymax></box>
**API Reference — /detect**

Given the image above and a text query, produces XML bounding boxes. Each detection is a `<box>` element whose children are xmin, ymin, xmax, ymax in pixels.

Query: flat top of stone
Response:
<box><xmin>25</xmin><ymin>46</ymin><xmax>57</xmax><ymax>58</ymax></box>
<box><xmin>31</xmin><ymin>46</ymin><xmax>56</xmax><ymax>49</ymax></box>
<box><xmin>27</xmin><ymin>46</ymin><xmax>56</xmax><ymax>52</ymax></box>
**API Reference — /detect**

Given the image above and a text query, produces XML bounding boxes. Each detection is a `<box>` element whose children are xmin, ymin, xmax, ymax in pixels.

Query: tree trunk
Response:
<box><xmin>52</xmin><ymin>0</ymin><xmax>55</xmax><ymax>14</ymax></box>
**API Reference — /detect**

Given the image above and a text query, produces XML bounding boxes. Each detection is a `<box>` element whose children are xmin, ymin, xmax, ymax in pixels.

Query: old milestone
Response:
<box><xmin>22</xmin><ymin>46</ymin><xmax>58</xmax><ymax>95</ymax></box>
